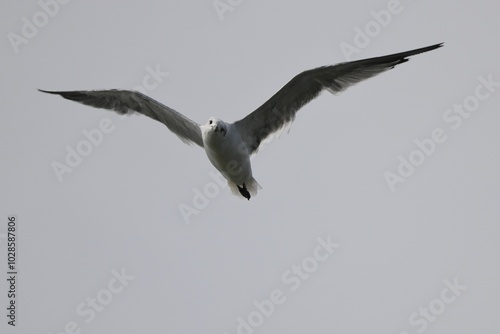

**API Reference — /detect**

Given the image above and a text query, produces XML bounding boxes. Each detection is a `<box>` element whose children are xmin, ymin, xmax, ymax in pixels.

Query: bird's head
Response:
<box><xmin>206</xmin><ymin>117</ymin><xmax>227</xmax><ymax>137</ymax></box>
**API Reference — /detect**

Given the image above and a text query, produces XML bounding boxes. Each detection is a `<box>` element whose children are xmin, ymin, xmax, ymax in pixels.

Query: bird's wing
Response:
<box><xmin>234</xmin><ymin>43</ymin><xmax>443</xmax><ymax>154</ymax></box>
<box><xmin>39</xmin><ymin>89</ymin><xmax>204</xmax><ymax>147</ymax></box>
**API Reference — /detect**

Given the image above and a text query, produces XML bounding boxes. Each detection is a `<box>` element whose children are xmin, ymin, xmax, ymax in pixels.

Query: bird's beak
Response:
<box><xmin>214</xmin><ymin>125</ymin><xmax>225</xmax><ymax>136</ymax></box>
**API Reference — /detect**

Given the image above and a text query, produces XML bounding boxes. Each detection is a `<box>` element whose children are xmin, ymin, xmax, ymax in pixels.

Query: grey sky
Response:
<box><xmin>1</xmin><ymin>0</ymin><xmax>499</xmax><ymax>333</ymax></box>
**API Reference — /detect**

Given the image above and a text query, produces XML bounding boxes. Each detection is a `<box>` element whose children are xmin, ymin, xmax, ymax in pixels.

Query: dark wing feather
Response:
<box><xmin>39</xmin><ymin>89</ymin><xmax>203</xmax><ymax>147</ymax></box>
<box><xmin>234</xmin><ymin>43</ymin><xmax>443</xmax><ymax>153</ymax></box>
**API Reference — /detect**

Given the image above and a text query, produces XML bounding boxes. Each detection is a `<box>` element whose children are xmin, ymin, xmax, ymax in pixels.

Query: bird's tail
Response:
<box><xmin>246</xmin><ymin>176</ymin><xmax>262</xmax><ymax>197</ymax></box>
<box><xmin>228</xmin><ymin>176</ymin><xmax>262</xmax><ymax>199</ymax></box>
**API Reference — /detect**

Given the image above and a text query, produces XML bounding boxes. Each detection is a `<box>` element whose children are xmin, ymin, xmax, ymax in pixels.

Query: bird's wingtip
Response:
<box><xmin>425</xmin><ymin>42</ymin><xmax>444</xmax><ymax>51</ymax></box>
<box><xmin>432</xmin><ymin>42</ymin><xmax>445</xmax><ymax>49</ymax></box>
<box><xmin>38</xmin><ymin>89</ymin><xmax>59</xmax><ymax>94</ymax></box>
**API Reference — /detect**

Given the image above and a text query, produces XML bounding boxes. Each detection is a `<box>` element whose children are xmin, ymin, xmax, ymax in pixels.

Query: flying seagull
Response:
<box><xmin>40</xmin><ymin>43</ymin><xmax>442</xmax><ymax>200</ymax></box>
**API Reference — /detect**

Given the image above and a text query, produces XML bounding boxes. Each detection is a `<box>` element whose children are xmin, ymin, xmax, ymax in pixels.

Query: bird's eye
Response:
<box><xmin>209</xmin><ymin>120</ymin><xmax>213</xmax><ymax>124</ymax></box>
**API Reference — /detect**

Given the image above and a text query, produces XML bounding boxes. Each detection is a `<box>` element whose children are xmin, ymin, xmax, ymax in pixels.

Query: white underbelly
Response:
<box><xmin>205</xmin><ymin>145</ymin><xmax>252</xmax><ymax>185</ymax></box>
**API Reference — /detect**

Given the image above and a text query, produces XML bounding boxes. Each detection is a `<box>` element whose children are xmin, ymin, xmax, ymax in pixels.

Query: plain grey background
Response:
<box><xmin>1</xmin><ymin>0</ymin><xmax>499</xmax><ymax>333</ymax></box>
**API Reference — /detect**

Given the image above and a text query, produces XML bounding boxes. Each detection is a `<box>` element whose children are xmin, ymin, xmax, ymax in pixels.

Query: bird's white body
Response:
<box><xmin>40</xmin><ymin>43</ymin><xmax>442</xmax><ymax>199</ymax></box>
<box><xmin>201</xmin><ymin>118</ymin><xmax>260</xmax><ymax>198</ymax></box>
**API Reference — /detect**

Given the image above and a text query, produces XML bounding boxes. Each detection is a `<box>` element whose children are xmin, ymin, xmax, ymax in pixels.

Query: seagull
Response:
<box><xmin>40</xmin><ymin>43</ymin><xmax>442</xmax><ymax>200</ymax></box>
